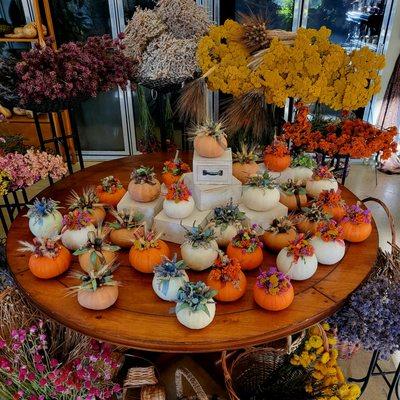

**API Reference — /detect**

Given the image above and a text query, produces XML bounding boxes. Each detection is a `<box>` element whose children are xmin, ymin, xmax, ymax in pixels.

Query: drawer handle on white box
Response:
<box><xmin>202</xmin><ymin>169</ymin><xmax>223</xmax><ymax>176</ymax></box>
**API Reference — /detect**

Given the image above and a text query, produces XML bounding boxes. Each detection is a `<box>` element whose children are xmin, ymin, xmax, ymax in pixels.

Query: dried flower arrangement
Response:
<box><xmin>154</xmin><ymin>254</ymin><xmax>188</xmax><ymax>279</ymax></box>
<box><xmin>183</xmin><ymin>224</ymin><xmax>216</xmax><ymax>249</ymax></box>
<box><xmin>280</xmin><ymin>180</ymin><xmax>306</xmax><ymax>196</ymax></box>
<box><xmin>316</xmin><ymin>189</ymin><xmax>345</xmax><ymax>208</ymax></box>
<box><xmin>315</xmin><ymin>220</ymin><xmax>344</xmax><ymax>242</ymax></box>
<box><xmin>300</xmin><ymin>203</ymin><xmax>330</xmax><ymax>223</ymax></box>
<box><xmin>62</xmin><ymin>210</ymin><xmax>92</xmax><ymax>231</ymax></box>
<box><xmin>342</xmin><ymin>203</ymin><xmax>372</xmax><ymax>224</ymax></box>
<box><xmin>96</xmin><ymin>176</ymin><xmax>123</xmax><ymax>194</ymax></box>
<box><xmin>245</xmin><ymin>171</ymin><xmax>276</xmax><ymax>189</ymax></box>
<box><xmin>26</xmin><ymin>197</ymin><xmax>61</xmax><ymax>223</ymax></box>
<box><xmin>264</xmin><ymin>141</ymin><xmax>290</xmax><ymax>157</ymax></box>
<box><xmin>19</xmin><ymin>236</ymin><xmax>61</xmax><ymax>259</ymax></box>
<box><xmin>291</xmin><ymin>153</ymin><xmax>317</xmax><ymax>169</ymax></box>
<box><xmin>162</xmin><ymin>158</ymin><xmax>191</xmax><ymax>177</ymax></box>
<box><xmin>130</xmin><ymin>166</ymin><xmax>158</xmax><ymax>185</ymax></box>
<box><xmin>107</xmin><ymin>208</ymin><xmax>144</xmax><ymax>230</ymax></box>
<box><xmin>176</xmin><ymin>281</ymin><xmax>217</xmax><ymax>315</ymax></box>
<box><xmin>211</xmin><ymin>200</ymin><xmax>246</xmax><ymax>231</ymax></box>
<box><xmin>0</xmin><ymin>171</ymin><xmax>12</xmax><ymax>196</ymax></box>
<box><xmin>165</xmin><ymin>181</ymin><xmax>191</xmax><ymax>202</ymax></box>
<box><xmin>256</xmin><ymin>266</ymin><xmax>292</xmax><ymax>295</ymax></box>
<box><xmin>286</xmin><ymin>234</ymin><xmax>314</xmax><ymax>262</ymax></box>
<box><xmin>265</xmin><ymin>216</ymin><xmax>295</xmax><ymax>234</ymax></box>
<box><xmin>209</xmin><ymin>254</ymin><xmax>242</xmax><ymax>286</ymax></box>
<box><xmin>231</xmin><ymin>226</ymin><xmax>263</xmax><ymax>254</ymax></box>
<box><xmin>132</xmin><ymin>230</ymin><xmax>164</xmax><ymax>251</ymax></box>
<box><xmin>311</xmin><ymin>165</ymin><xmax>334</xmax><ymax>180</ymax></box>
<box><xmin>233</xmin><ymin>143</ymin><xmax>260</xmax><ymax>164</ymax></box>
<box><xmin>190</xmin><ymin>121</ymin><xmax>227</xmax><ymax>142</ymax></box>
<box><xmin>67</xmin><ymin>188</ymin><xmax>101</xmax><ymax>212</ymax></box>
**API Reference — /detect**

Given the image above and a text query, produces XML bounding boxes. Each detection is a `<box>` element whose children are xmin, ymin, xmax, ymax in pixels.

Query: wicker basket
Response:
<box><xmin>175</xmin><ymin>367</ymin><xmax>219</xmax><ymax>400</ymax></box>
<box><xmin>221</xmin><ymin>332</ymin><xmax>307</xmax><ymax>400</ymax></box>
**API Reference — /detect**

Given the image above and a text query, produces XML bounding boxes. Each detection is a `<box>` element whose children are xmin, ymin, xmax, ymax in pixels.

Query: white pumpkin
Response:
<box><xmin>175</xmin><ymin>302</ymin><xmax>216</xmax><ymax>329</ymax></box>
<box><xmin>61</xmin><ymin>224</ymin><xmax>95</xmax><ymax>251</ymax></box>
<box><xmin>163</xmin><ymin>197</ymin><xmax>195</xmax><ymax>219</ymax></box>
<box><xmin>306</xmin><ymin>179</ymin><xmax>338</xmax><ymax>198</ymax></box>
<box><xmin>152</xmin><ymin>271</ymin><xmax>189</xmax><ymax>301</ymax></box>
<box><xmin>276</xmin><ymin>248</ymin><xmax>318</xmax><ymax>281</ymax></box>
<box><xmin>213</xmin><ymin>223</ymin><xmax>239</xmax><ymax>247</ymax></box>
<box><xmin>291</xmin><ymin>166</ymin><xmax>313</xmax><ymax>182</ymax></box>
<box><xmin>77</xmin><ymin>286</ymin><xmax>118</xmax><ymax>310</ymax></box>
<box><xmin>180</xmin><ymin>241</ymin><xmax>219</xmax><ymax>271</ymax></box>
<box><xmin>311</xmin><ymin>237</ymin><xmax>346</xmax><ymax>265</ymax></box>
<box><xmin>28</xmin><ymin>210</ymin><xmax>63</xmax><ymax>238</ymax></box>
<box><xmin>242</xmin><ymin>187</ymin><xmax>280</xmax><ymax>211</ymax></box>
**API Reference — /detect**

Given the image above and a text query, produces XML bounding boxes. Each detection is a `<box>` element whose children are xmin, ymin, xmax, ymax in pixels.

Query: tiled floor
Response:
<box><xmin>2</xmin><ymin>162</ymin><xmax>399</xmax><ymax>399</ymax></box>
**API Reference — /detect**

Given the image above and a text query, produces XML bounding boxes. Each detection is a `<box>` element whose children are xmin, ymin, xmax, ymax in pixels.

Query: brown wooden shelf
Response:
<box><xmin>0</xmin><ymin>35</ymin><xmax>52</xmax><ymax>43</ymax></box>
<box><xmin>6</xmin><ymin>114</ymin><xmax>48</xmax><ymax>124</ymax></box>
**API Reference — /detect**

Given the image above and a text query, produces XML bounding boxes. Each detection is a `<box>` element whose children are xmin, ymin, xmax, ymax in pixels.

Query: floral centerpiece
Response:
<box><xmin>175</xmin><ymin>281</ymin><xmax>217</xmax><ymax>329</ymax></box>
<box><xmin>163</xmin><ymin>181</ymin><xmax>194</xmax><ymax>219</ymax></box>
<box><xmin>190</xmin><ymin>121</ymin><xmax>227</xmax><ymax>158</ymax></box>
<box><xmin>262</xmin><ymin>216</ymin><xmax>297</xmax><ymax>252</ymax></box>
<box><xmin>290</xmin><ymin>153</ymin><xmax>317</xmax><ymax>182</ymax></box>
<box><xmin>227</xmin><ymin>225</ymin><xmax>263</xmax><ymax>270</ymax></box>
<box><xmin>232</xmin><ymin>143</ymin><xmax>260</xmax><ymax>183</ymax></box>
<box><xmin>161</xmin><ymin>151</ymin><xmax>191</xmax><ymax>186</ymax></box>
<box><xmin>95</xmin><ymin>176</ymin><xmax>126</xmax><ymax>207</ymax></box>
<box><xmin>263</xmin><ymin>141</ymin><xmax>291</xmax><ymax>172</ymax></box>
<box><xmin>316</xmin><ymin>189</ymin><xmax>346</xmax><ymax>221</ymax></box>
<box><xmin>206</xmin><ymin>254</ymin><xmax>247</xmax><ymax>302</ymax></box>
<box><xmin>306</xmin><ymin>165</ymin><xmax>338</xmax><ymax>198</ymax></box>
<box><xmin>254</xmin><ymin>266</ymin><xmax>294</xmax><ymax>311</ymax></box>
<box><xmin>277</xmin><ymin>234</ymin><xmax>317</xmax><ymax>281</ymax></box>
<box><xmin>128</xmin><ymin>166</ymin><xmax>161</xmax><ymax>203</ymax></box>
<box><xmin>61</xmin><ymin>210</ymin><xmax>95</xmax><ymax>251</ymax></box>
<box><xmin>298</xmin><ymin>203</ymin><xmax>330</xmax><ymax>234</ymax></box>
<box><xmin>67</xmin><ymin>188</ymin><xmax>105</xmax><ymax>226</ymax></box>
<box><xmin>341</xmin><ymin>203</ymin><xmax>372</xmax><ymax>243</ymax></box>
<box><xmin>279</xmin><ymin>180</ymin><xmax>307</xmax><ymax>210</ymax></box>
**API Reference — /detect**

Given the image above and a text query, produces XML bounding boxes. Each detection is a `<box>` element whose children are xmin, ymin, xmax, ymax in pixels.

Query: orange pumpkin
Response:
<box><xmin>97</xmin><ymin>187</ymin><xmax>126</xmax><ymax>207</ymax></box>
<box><xmin>194</xmin><ymin>135</ymin><xmax>227</xmax><ymax>158</ymax></box>
<box><xmin>206</xmin><ymin>270</ymin><xmax>247</xmax><ymax>302</ymax></box>
<box><xmin>297</xmin><ymin>219</ymin><xmax>319</xmax><ymax>235</ymax></box>
<box><xmin>161</xmin><ymin>172</ymin><xmax>181</xmax><ymax>187</ymax></box>
<box><xmin>129</xmin><ymin>240</ymin><xmax>171</xmax><ymax>273</ymax></box>
<box><xmin>341</xmin><ymin>221</ymin><xmax>372</xmax><ymax>243</ymax></box>
<box><xmin>78</xmin><ymin>250</ymin><xmax>117</xmax><ymax>273</ymax></box>
<box><xmin>279</xmin><ymin>192</ymin><xmax>308</xmax><ymax>211</ymax></box>
<box><xmin>322</xmin><ymin>204</ymin><xmax>346</xmax><ymax>221</ymax></box>
<box><xmin>263</xmin><ymin>229</ymin><xmax>297</xmax><ymax>252</ymax></box>
<box><xmin>128</xmin><ymin>180</ymin><xmax>161</xmax><ymax>203</ymax></box>
<box><xmin>110</xmin><ymin>226</ymin><xmax>145</xmax><ymax>248</ymax></box>
<box><xmin>226</xmin><ymin>244</ymin><xmax>263</xmax><ymax>270</ymax></box>
<box><xmin>232</xmin><ymin>162</ymin><xmax>259</xmax><ymax>184</ymax></box>
<box><xmin>263</xmin><ymin>154</ymin><xmax>291</xmax><ymax>172</ymax></box>
<box><xmin>88</xmin><ymin>207</ymin><xmax>106</xmax><ymax>226</ymax></box>
<box><xmin>29</xmin><ymin>245</ymin><xmax>71</xmax><ymax>279</ymax></box>
<box><xmin>253</xmin><ymin>284</ymin><xmax>294</xmax><ymax>311</ymax></box>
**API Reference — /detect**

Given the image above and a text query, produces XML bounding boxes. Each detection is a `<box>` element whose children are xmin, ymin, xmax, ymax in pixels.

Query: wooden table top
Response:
<box><xmin>7</xmin><ymin>153</ymin><xmax>378</xmax><ymax>353</ymax></box>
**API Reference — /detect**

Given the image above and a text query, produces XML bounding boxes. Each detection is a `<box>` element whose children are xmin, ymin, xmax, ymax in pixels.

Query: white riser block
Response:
<box><xmin>184</xmin><ymin>173</ymin><xmax>242</xmax><ymax>211</ymax></box>
<box><xmin>193</xmin><ymin>149</ymin><xmax>233</xmax><ymax>185</ymax></box>
<box><xmin>153</xmin><ymin>208</ymin><xmax>211</xmax><ymax>244</ymax></box>
<box><xmin>239</xmin><ymin>202</ymin><xmax>288</xmax><ymax>231</ymax></box>
<box><xmin>117</xmin><ymin>192</ymin><xmax>164</xmax><ymax>229</ymax></box>
<box><xmin>258</xmin><ymin>163</ymin><xmax>294</xmax><ymax>183</ymax></box>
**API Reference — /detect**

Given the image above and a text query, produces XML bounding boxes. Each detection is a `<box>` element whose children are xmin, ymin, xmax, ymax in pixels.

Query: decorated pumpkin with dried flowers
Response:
<box><xmin>316</xmin><ymin>189</ymin><xmax>346</xmax><ymax>221</ymax></box>
<box><xmin>263</xmin><ymin>216</ymin><xmax>297</xmax><ymax>252</ymax></box>
<box><xmin>290</xmin><ymin>153</ymin><xmax>317</xmax><ymax>183</ymax></box>
<box><xmin>206</xmin><ymin>254</ymin><xmax>247</xmax><ymax>302</ymax></box>
<box><xmin>242</xmin><ymin>171</ymin><xmax>280</xmax><ymax>211</ymax></box>
<box><xmin>340</xmin><ymin>203</ymin><xmax>372</xmax><ymax>243</ymax></box>
<box><xmin>279</xmin><ymin>180</ymin><xmax>307</xmax><ymax>211</ymax></box>
<box><xmin>161</xmin><ymin>151</ymin><xmax>191</xmax><ymax>186</ymax></box>
<box><xmin>263</xmin><ymin>141</ymin><xmax>291</xmax><ymax>172</ymax></box>
<box><xmin>128</xmin><ymin>166</ymin><xmax>161</xmax><ymax>203</ymax></box>
<box><xmin>277</xmin><ymin>234</ymin><xmax>317</xmax><ymax>280</ymax></box>
<box><xmin>306</xmin><ymin>166</ymin><xmax>338</xmax><ymax>198</ymax></box>
<box><xmin>61</xmin><ymin>210</ymin><xmax>95</xmax><ymax>251</ymax></box>
<box><xmin>96</xmin><ymin>176</ymin><xmax>126</xmax><ymax>206</ymax></box>
<box><xmin>191</xmin><ymin>121</ymin><xmax>227</xmax><ymax>158</ymax></box>
<box><xmin>311</xmin><ymin>220</ymin><xmax>345</xmax><ymax>265</ymax></box>
<box><xmin>227</xmin><ymin>225</ymin><xmax>263</xmax><ymax>270</ymax></box>
<box><xmin>108</xmin><ymin>208</ymin><xmax>145</xmax><ymax>248</ymax></box>
<box><xmin>74</xmin><ymin>225</ymin><xmax>119</xmax><ymax>273</ymax></box>
<box><xmin>253</xmin><ymin>267</ymin><xmax>294</xmax><ymax>311</ymax></box>
<box><xmin>19</xmin><ymin>236</ymin><xmax>71</xmax><ymax>279</ymax></box>
<box><xmin>181</xmin><ymin>225</ymin><xmax>219</xmax><ymax>271</ymax></box>
<box><xmin>232</xmin><ymin>143</ymin><xmax>260</xmax><ymax>183</ymax></box>
<box><xmin>129</xmin><ymin>230</ymin><xmax>171</xmax><ymax>273</ymax></box>
<box><xmin>67</xmin><ymin>188</ymin><xmax>106</xmax><ymax>226</ymax></box>
<box><xmin>297</xmin><ymin>203</ymin><xmax>330</xmax><ymax>235</ymax></box>
<box><xmin>163</xmin><ymin>181</ymin><xmax>195</xmax><ymax>219</ymax></box>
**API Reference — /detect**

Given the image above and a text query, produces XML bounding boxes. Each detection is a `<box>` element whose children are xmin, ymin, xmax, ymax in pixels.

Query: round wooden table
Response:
<box><xmin>7</xmin><ymin>153</ymin><xmax>378</xmax><ymax>353</ymax></box>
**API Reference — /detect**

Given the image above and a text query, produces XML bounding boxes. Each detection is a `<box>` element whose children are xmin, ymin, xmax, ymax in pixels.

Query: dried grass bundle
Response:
<box><xmin>239</xmin><ymin>12</ymin><xmax>270</xmax><ymax>53</ymax></box>
<box><xmin>177</xmin><ymin>79</ymin><xmax>207</xmax><ymax>123</ymax></box>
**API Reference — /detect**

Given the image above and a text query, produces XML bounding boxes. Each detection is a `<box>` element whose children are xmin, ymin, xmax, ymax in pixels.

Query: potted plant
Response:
<box><xmin>242</xmin><ymin>171</ymin><xmax>280</xmax><ymax>212</ymax></box>
<box><xmin>175</xmin><ymin>281</ymin><xmax>218</xmax><ymax>329</ymax></box>
<box><xmin>61</xmin><ymin>210</ymin><xmax>96</xmax><ymax>251</ymax></box>
<box><xmin>277</xmin><ymin>234</ymin><xmax>318</xmax><ymax>281</ymax></box>
<box><xmin>253</xmin><ymin>267</ymin><xmax>294</xmax><ymax>311</ymax></box>
<box><xmin>163</xmin><ymin>181</ymin><xmax>195</xmax><ymax>219</ymax></box>
<box><xmin>206</xmin><ymin>253</ymin><xmax>247</xmax><ymax>302</ymax></box>
<box><xmin>262</xmin><ymin>216</ymin><xmax>297</xmax><ymax>252</ymax></box>
<box><xmin>191</xmin><ymin>121</ymin><xmax>227</xmax><ymax>158</ymax></box>
<box><xmin>290</xmin><ymin>153</ymin><xmax>317</xmax><ymax>182</ymax></box>
<box><xmin>316</xmin><ymin>189</ymin><xmax>347</xmax><ymax>221</ymax></box>
<box><xmin>209</xmin><ymin>200</ymin><xmax>246</xmax><ymax>247</ymax></box>
<box><xmin>161</xmin><ymin>151</ymin><xmax>191</xmax><ymax>186</ymax></box>
<box><xmin>311</xmin><ymin>220</ymin><xmax>346</xmax><ymax>265</ymax></box>
<box><xmin>279</xmin><ymin>180</ymin><xmax>307</xmax><ymax>211</ymax></box>
<box><xmin>128</xmin><ymin>166</ymin><xmax>161</xmax><ymax>203</ymax></box>
<box><xmin>263</xmin><ymin>141</ymin><xmax>291</xmax><ymax>172</ymax></box>
<box><xmin>95</xmin><ymin>176</ymin><xmax>126</xmax><ymax>207</ymax></box>
<box><xmin>107</xmin><ymin>208</ymin><xmax>145</xmax><ymax>248</ymax></box>
<box><xmin>226</xmin><ymin>225</ymin><xmax>263</xmax><ymax>270</ymax></box>
<box><xmin>129</xmin><ymin>229</ymin><xmax>171</xmax><ymax>273</ymax></box>
<box><xmin>232</xmin><ymin>143</ymin><xmax>260</xmax><ymax>183</ymax></box>
<box><xmin>74</xmin><ymin>225</ymin><xmax>120</xmax><ymax>273</ymax></box>
<box><xmin>67</xmin><ymin>188</ymin><xmax>106</xmax><ymax>226</ymax></box>
<box><xmin>297</xmin><ymin>203</ymin><xmax>330</xmax><ymax>234</ymax></box>
<box><xmin>18</xmin><ymin>236</ymin><xmax>71</xmax><ymax>279</ymax></box>
<box><xmin>180</xmin><ymin>225</ymin><xmax>219</xmax><ymax>271</ymax></box>
<box><xmin>152</xmin><ymin>254</ymin><xmax>189</xmax><ymax>301</ymax></box>
<box><xmin>26</xmin><ymin>197</ymin><xmax>63</xmax><ymax>238</ymax></box>
<box><xmin>340</xmin><ymin>203</ymin><xmax>372</xmax><ymax>243</ymax></box>
<box><xmin>306</xmin><ymin>166</ymin><xmax>338</xmax><ymax>198</ymax></box>
<box><xmin>69</xmin><ymin>260</ymin><xmax>120</xmax><ymax>311</ymax></box>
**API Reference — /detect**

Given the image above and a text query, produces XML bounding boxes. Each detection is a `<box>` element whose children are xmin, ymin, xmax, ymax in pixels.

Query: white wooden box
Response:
<box><xmin>239</xmin><ymin>202</ymin><xmax>288</xmax><ymax>231</ymax></box>
<box><xmin>193</xmin><ymin>149</ymin><xmax>233</xmax><ymax>185</ymax></box>
<box><xmin>258</xmin><ymin>163</ymin><xmax>294</xmax><ymax>184</ymax></box>
<box><xmin>184</xmin><ymin>173</ymin><xmax>242</xmax><ymax>211</ymax></box>
<box><xmin>117</xmin><ymin>192</ymin><xmax>164</xmax><ymax>229</ymax></box>
<box><xmin>153</xmin><ymin>208</ymin><xmax>211</xmax><ymax>244</ymax></box>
